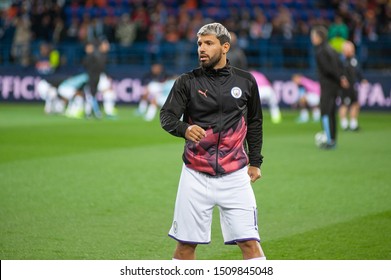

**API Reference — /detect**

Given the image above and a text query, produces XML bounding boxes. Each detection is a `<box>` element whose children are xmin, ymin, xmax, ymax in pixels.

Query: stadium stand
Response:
<box><xmin>0</xmin><ymin>0</ymin><xmax>390</xmax><ymax>72</ymax></box>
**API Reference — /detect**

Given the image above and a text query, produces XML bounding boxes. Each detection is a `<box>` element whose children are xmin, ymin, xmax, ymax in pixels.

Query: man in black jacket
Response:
<box><xmin>339</xmin><ymin>40</ymin><xmax>366</xmax><ymax>131</ymax></box>
<box><xmin>160</xmin><ymin>23</ymin><xmax>266</xmax><ymax>260</ymax></box>
<box><xmin>310</xmin><ymin>26</ymin><xmax>349</xmax><ymax>149</ymax></box>
<box><xmin>83</xmin><ymin>40</ymin><xmax>107</xmax><ymax>118</ymax></box>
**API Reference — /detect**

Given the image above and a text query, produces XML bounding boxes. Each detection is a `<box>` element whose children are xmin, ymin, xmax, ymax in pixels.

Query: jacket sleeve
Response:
<box><xmin>160</xmin><ymin>74</ymin><xmax>190</xmax><ymax>138</ymax></box>
<box><xmin>355</xmin><ymin>59</ymin><xmax>365</xmax><ymax>82</ymax></box>
<box><xmin>317</xmin><ymin>46</ymin><xmax>344</xmax><ymax>82</ymax></box>
<box><xmin>246</xmin><ymin>75</ymin><xmax>264</xmax><ymax>167</ymax></box>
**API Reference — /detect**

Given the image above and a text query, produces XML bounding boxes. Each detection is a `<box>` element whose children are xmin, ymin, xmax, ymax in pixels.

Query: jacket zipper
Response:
<box><xmin>215</xmin><ymin>76</ymin><xmax>223</xmax><ymax>176</ymax></box>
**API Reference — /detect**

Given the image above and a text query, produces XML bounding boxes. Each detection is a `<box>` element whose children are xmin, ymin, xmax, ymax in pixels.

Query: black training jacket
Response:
<box><xmin>160</xmin><ymin>63</ymin><xmax>263</xmax><ymax>176</ymax></box>
<box><xmin>342</xmin><ymin>56</ymin><xmax>364</xmax><ymax>95</ymax></box>
<box><xmin>314</xmin><ymin>42</ymin><xmax>344</xmax><ymax>97</ymax></box>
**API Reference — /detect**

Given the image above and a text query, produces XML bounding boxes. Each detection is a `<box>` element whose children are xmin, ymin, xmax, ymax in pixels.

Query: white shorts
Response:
<box><xmin>305</xmin><ymin>92</ymin><xmax>320</xmax><ymax>107</ymax></box>
<box><xmin>58</xmin><ymin>85</ymin><xmax>77</xmax><ymax>100</ymax></box>
<box><xmin>146</xmin><ymin>81</ymin><xmax>163</xmax><ymax>101</ymax></box>
<box><xmin>168</xmin><ymin>165</ymin><xmax>260</xmax><ymax>245</ymax></box>
<box><xmin>259</xmin><ymin>86</ymin><xmax>275</xmax><ymax>103</ymax></box>
<box><xmin>98</xmin><ymin>73</ymin><xmax>111</xmax><ymax>92</ymax></box>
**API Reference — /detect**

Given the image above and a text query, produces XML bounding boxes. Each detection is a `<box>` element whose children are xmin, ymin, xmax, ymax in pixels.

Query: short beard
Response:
<box><xmin>199</xmin><ymin>51</ymin><xmax>222</xmax><ymax>70</ymax></box>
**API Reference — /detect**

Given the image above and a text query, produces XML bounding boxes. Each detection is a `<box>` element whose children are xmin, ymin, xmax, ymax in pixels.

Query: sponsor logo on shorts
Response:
<box><xmin>173</xmin><ymin>221</ymin><xmax>178</xmax><ymax>234</ymax></box>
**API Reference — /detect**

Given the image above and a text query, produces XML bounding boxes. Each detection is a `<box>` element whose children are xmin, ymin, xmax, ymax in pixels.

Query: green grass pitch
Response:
<box><xmin>0</xmin><ymin>103</ymin><xmax>390</xmax><ymax>260</ymax></box>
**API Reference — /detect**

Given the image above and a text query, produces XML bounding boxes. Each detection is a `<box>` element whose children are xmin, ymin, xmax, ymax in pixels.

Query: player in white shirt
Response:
<box><xmin>141</xmin><ymin>76</ymin><xmax>176</xmax><ymax>121</ymax></box>
<box><xmin>97</xmin><ymin>73</ymin><xmax>118</xmax><ymax>118</ymax></box>
<box><xmin>292</xmin><ymin>74</ymin><xmax>321</xmax><ymax>123</ymax></box>
<box><xmin>57</xmin><ymin>73</ymin><xmax>89</xmax><ymax>119</ymax></box>
<box><xmin>36</xmin><ymin>79</ymin><xmax>65</xmax><ymax>114</ymax></box>
<box><xmin>137</xmin><ymin>63</ymin><xmax>170</xmax><ymax>121</ymax></box>
<box><xmin>250</xmin><ymin>70</ymin><xmax>282</xmax><ymax>124</ymax></box>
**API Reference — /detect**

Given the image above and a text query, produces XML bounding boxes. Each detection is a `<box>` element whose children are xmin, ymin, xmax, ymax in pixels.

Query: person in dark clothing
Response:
<box><xmin>339</xmin><ymin>40</ymin><xmax>367</xmax><ymax>131</ymax></box>
<box><xmin>310</xmin><ymin>26</ymin><xmax>349</xmax><ymax>149</ymax></box>
<box><xmin>226</xmin><ymin>32</ymin><xmax>248</xmax><ymax>70</ymax></box>
<box><xmin>82</xmin><ymin>40</ymin><xmax>108</xmax><ymax>118</ymax></box>
<box><xmin>82</xmin><ymin>41</ymin><xmax>106</xmax><ymax>118</ymax></box>
<box><xmin>160</xmin><ymin>23</ymin><xmax>266</xmax><ymax>260</ymax></box>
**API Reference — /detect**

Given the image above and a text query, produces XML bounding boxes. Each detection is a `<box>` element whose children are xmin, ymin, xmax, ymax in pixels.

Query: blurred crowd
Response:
<box><xmin>1</xmin><ymin>0</ymin><xmax>390</xmax><ymax>67</ymax></box>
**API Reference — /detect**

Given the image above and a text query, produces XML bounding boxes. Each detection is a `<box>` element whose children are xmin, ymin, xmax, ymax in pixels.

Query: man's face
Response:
<box><xmin>310</xmin><ymin>31</ymin><xmax>321</xmax><ymax>46</ymax></box>
<box><xmin>85</xmin><ymin>44</ymin><xmax>94</xmax><ymax>54</ymax></box>
<box><xmin>197</xmin><ymin>34</ymin><xmax>229</xmax><ymax>69</ymax></box>
<box><xmin>342</xmin><ymin>43</ymin><xmax>355</xmax><ymax>57</ymax></box>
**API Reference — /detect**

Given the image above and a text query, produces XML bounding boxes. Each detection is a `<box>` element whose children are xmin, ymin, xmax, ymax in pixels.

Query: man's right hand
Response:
<box><xmin>341</xmin><ymin>76</ymin><xmax>350</xmax><ymax>89</ymax></box>
<box><xmin>185</xmin><ymin>125</ymin><xmax>206</xmax><ymax>143</ymax></box>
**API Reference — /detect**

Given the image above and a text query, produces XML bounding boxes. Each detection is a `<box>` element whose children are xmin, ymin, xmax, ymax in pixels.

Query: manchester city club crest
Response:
<box><xmin>231</xmin><ymin>87</ymin><xmax>242</xmax><ymax>99</ymax></box>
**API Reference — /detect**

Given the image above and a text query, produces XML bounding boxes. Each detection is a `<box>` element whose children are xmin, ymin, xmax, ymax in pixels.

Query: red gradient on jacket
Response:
<box><xmin>183</xmin><ymin>116</ymin><xmax>248</xmax><ymax>175</ymax></box>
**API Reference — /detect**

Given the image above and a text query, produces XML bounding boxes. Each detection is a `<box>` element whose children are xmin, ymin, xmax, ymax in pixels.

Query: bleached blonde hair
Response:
<box><xmin>197</xmin><ymin>23</ymin><xmax>231</xmax><ymax>45</ymax></box>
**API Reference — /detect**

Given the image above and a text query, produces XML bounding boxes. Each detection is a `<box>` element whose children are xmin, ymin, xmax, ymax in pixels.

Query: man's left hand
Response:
<box><xmin>248</xmin><ymin>166</ymin><xmax>261</xmax><ymax>183</ymax></box>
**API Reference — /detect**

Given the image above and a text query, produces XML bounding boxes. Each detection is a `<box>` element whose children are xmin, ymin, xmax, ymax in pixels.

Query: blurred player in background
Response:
<box><xmin>37</xmin><ymin>71</ymin><xmax>116</xmax><ymax>119</ymax></box>
<box><xmin>228</xmin><ymin>32</ymin><xmax>281</xmax><ymax>124</ymax></box>
<box><xmin>227</xmin><ymin>32</ymin><xmax>248</xmax><ymax>70</ymax></box>
<box><xmin>83</xmin><ymin>40</ymin><xmax>108</xmax><ymax>119</ymax></box>
<box><xmin>250</xmin><ymin>70</ymin><xmax>282</xmax><ymax>124</ymax></box>
<box><xmin>36</xmin><ymin>78</ymin><xmax>65</xmax><ymax>114</ymax></box>
<box><xmin>137</xmin><ymin>74</ymin><xmax>176</xmax><ymax>122</ymax></box>
<box><xmin>57</xmin><ymin>73</ymin><xmax>89</xmax><ymax>119</ymax></box>
<box><xmin>37</xmin><ymin>73</ymin><xmax>88</xmax><ymax>118</ymax></box>
<box><xmin>98</xmin><ymin>72</ymin><xmax>118</xmax><ymax>119</ymax></box>
<box><xmin>339</xmin><ymin>40</ymin><xmax>367</xmax><ymax>131</ymax></box>
<box><xmin>34</xmin><ymin>42</ymin><xmax>60</xmax><ymax>76</ymax></box>
<box><xmin>292</xmin><ymin>74</ymin><xmax>321</xmax><ymax>123</ymax></box>
<box><xmin>311</xmin><ymin>26</ymin><xmax>349</xmax><ymax>149</ymax></box>
<box><xmin>158</xmin><ymin>75</ymin><xmax>176</xmax><ymax>109</ymax></box>
<box><xmin>137</xmin><ymin>63</ymin><xmax>169</xmax><ymax>121</ymax></box>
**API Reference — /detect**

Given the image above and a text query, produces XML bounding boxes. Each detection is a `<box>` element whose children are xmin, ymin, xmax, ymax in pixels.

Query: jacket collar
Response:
<box><xmin>202</xmin><ymin>60</ymin><xmax>231</xmax><ymax>77</ymax></box>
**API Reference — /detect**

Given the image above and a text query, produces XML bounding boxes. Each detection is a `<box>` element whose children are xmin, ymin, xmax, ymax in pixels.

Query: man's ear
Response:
<box><xmin>223</xmin><ymin>42</ymin><xmax>230</xmax><ymax>54</ymax></box>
